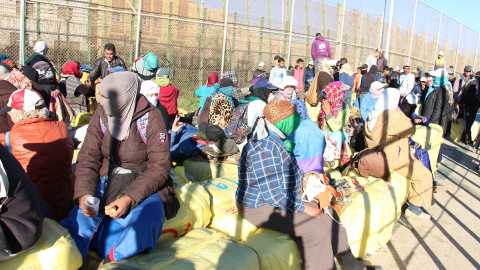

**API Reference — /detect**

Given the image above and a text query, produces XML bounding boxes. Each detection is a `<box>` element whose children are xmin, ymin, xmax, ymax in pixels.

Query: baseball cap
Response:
<box><xmin>403</xmin><ymin>62</ymin><xmax>410</xmax><ymax>67</ymax></box>
<box><xmin>0</xmin><ymin>89</ymin><xmax>45</xmax><ymax>114</ymax></box>
<box><xmin>428</xmin><ymin>69</ymin><xmax>444</xmax><ymax>77</ymax></box>
<box><xmin>258</xmin><ymin>61</ymin><xmax>265</xmax><ymax>67</ymax></box>
<box><xmin>308</xmin><ymin>61</ymin><xmax>314</xmax><ymax>66</ymax></box>
<box><xmin>420</xmin><ymin>77</ymin><xmax>427</xmax><ymax>82</ymax></box>
<box><xmin>107</xmin><ymin>66</ymin><xmax>126</xmax><ymax>73</ymax></box>
<box><xmin>253</xmin><ymin>78</ymin><xmax>278</xmax><ymax>90</ymax></box>
<box><xmin>156</xmin><ymin>67</ymin><xmax>170</xmax><ymax>79</ymax></box>
<box><xmin>439</xmin><ymin>51</ymin><xmax>444</xmax><ymax>56</ymax></box>
<box><xmin>475</xmin><ymin>71</ymin><xmax>480</xmax><ymax>77</ymax></box>
<box><xmin>370</xmin><ymin>81</ymin><xmax>388</xmax><ymax>91</ymax></box>
<box><xmin>464</xmin><ymin>65</ymin><xmax>473</xmax><ymax>72</ymax></box>
<box><xmin>279</xmin><ymin>76</ymin><xmax>298</xmax><ymax>89</ymax></box>
<box><xmin>361</xmin><ymin>64</ymin><xmax>368</xmax><ymax>69</ymax></box>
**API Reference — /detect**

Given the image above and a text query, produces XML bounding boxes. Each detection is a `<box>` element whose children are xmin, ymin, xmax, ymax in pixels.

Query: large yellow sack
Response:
<box><xmin>201</xmin><ymin>176</ymin><xmax>239</xmax><ymax>218</ymax></box>
<box><xmin>324</xmin><ymin>167</ymin><xmax>342</xmax><ymax>179</ymax></box>
<box><xmin>174</xmin><ymin>166</ymin><xmax>195</xmax><ymax>182</ymax></box>
<box><xmin>159</xmin><ymin>198</ymin><xmax>192</xmax><ymax>243</ymax></box>
<box><xmin>177</xmin><ymin>183</ymin><xmax>212</xmax><ymax>229</ymax></box>
<box><xmin>184</xmin><ymin>159</ymin><xmax>238</xmax><ymax>182</ymax></box>
<box><xmin>101</xmin><ymin>228</ymin><xmax>261</xmax><ymax>270</ymax></box>
<box><xmin>242</xmin><ymin>229</ymin><xmax>302</xmax><ymax>270</ymax></box>
<box><xmin>411</xmin><ymin>124</ymin><xmax>444</xmax><ymax>175</ymax></box>
<box><xmin>340</xmin><ymin>176</ymin><xmax>398</xmax><ymax>258</ymax></box>
<box><xmin>450</xmin><ymin>119</ymin><xmax>464</xmax><ymax>142</ymax></box>
<box><xmin>210</xmin><ymin>207</ymin><xmax>258</xmax><ymax>241</ymax></box>
<box><xmin>0</xmin><ymin>218</ymin><xmax>82</xmax><ymax>270</ymax></box>
<box><xmin>471</xmin><ymin>121</ymin><xmax>480</xmax><ymax>141</ymax></box>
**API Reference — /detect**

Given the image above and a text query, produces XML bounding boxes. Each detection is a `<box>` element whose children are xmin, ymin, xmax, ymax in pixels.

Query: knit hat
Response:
<box><xmin>263</xmin><ymin>100</ymin><xmax>296</xmax><ymax>125</ymax></box>
<box><xmin>143</xmin><ymin>53</ymin><xmax>158</xmax><ymax>71</ymax></box>
<box><xmin>19</xmin><ymin>66</ymin><xmax>39</xmax><ymax>83</ymax></box>
<box><xmin>107</xmin><ymin>66</ymin><xmax>126</xmax><ymax>73</ymax></box>
<box><xmin>132</xmin><ymin>58</ymin><xmax>155</xmax><ymax>81</ymax></box>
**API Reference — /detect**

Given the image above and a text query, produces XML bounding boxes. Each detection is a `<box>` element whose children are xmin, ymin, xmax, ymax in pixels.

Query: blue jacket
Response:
<box><xmin>169</xmin><ymin>125</ymin><xmax>205</xmax><ymax>159</ymax></box>
<box><xmin>286</xmin><ymin>119</ymin><xmax>326</xmax><ymax>173</ymax></box>
<box><xmin>360</xmin><ymin>92</ymin><xmax>378</xmax><ymax>121</ymax></box>
<box><xmin>195</xmin><ymin>84</ymin><xmax>216</xmax><ymax>111</ymax></box>
<box><xmin>304</xmin><ymin>68</ymin><xmax>315</xmax><ymax>87</ymax></box>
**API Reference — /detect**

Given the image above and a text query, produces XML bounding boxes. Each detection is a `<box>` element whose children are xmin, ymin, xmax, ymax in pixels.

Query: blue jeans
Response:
<box><xmin>60</xmin><ymin>177</ymin><xmax>165</xmax><ymax>261</ymax></box>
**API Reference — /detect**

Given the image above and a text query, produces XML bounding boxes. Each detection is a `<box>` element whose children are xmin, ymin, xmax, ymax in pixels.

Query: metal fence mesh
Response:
<box><xmin>1</xmin><ymin>0</ymin><xmax>479</xmax><ymax>111</ymax></box>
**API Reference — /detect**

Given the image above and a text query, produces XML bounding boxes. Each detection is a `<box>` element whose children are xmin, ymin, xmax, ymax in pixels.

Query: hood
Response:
<box><xmin>316</xmin><ymin>36</ymin><xmax>325</xmax><ymax>41</ymax></box>
<box><xmin>368</xmin><ymin>65</ymin><xmax>378</xmax><ymax>75</ymax></box>
<box><xmin>159</xmin><ymin>84</ymin><xmax>178</xmax><ymax>100</ymax></box>
<box><xmin>0</xmin><ymin>80</ymin><xmax>16</xmax><ymax>96</ymax></box>
<box><xmin>339</xmin><ymin>63</ymin><xmax>354</xmax><ymax>76</ymax></box>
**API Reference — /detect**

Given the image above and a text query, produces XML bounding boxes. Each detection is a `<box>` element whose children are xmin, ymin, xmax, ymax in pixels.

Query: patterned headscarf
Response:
<box><xmin>290</xmin><ymin>99</ymin><xmax>309</xmax><ymax>120</ymax></box>
<box><xmin>6</xmin><ymin>69</ymin><xmax>33</xmax><ymax>89</ymax></box>
<box><xmin>318</xmin><ymin>82</ymin><xmax>345</xmax><ymax>130</ymax></box>
<box><xmin>210</xmin><ymin>83</ymin><xmax>234</xmax><ymax>108</ymax></box>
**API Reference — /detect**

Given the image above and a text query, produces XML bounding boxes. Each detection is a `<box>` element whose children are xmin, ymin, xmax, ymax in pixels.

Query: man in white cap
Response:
<box><xmin>258</xmin><ymin>62</ymin><xmax>266</xmax><ymax>71</ymax></box>
<box><xmin>398</xmin><ymin>62</ymin><xmax>415</xmax><ymax>97</ymax></box>
<box><xmin>434</xmin><ymin>51</ymin><xmax>446</xmax><ymax>70</ymax></box>
<box><xmin>453</xmin><ymin>65</ymin><xmax>474</xmax><ymax>101</ymax></box>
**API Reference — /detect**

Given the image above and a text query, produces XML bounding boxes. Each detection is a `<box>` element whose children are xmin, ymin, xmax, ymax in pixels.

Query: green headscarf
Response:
<box><xmin>273</xmin><ymin>112</ymin><xmax>302</xmax><ymax>152</ymax></box>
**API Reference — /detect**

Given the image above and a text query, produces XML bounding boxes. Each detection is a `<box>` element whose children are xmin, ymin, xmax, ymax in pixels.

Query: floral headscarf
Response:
<box><xmin>6</xmin><ymin>69</ymin><xmax>33</xmax><ymax>89</ymax></box>
<box><xmin>318</xmin><ymin>82</ymin><xmax>345</xmax><ymax>129</ymax></box>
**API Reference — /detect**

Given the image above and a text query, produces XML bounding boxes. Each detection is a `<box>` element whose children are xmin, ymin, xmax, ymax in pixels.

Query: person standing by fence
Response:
<box><xmin>311</xmin><ymin>33</ymin><xmax>331</xmax><ymax>73</ymax></box>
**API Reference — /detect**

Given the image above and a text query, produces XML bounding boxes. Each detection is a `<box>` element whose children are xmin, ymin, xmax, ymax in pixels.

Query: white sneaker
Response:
<box><xmin>405</xmin><ymin>209</ymin><xmax>431</xmax><ymax>220</ymax></box>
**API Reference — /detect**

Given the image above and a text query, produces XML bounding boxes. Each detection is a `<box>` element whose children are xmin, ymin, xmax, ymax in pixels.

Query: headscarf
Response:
<box><xmin>290</xmin><ymin>99</ymin><xmax>309</xmax><ymax>120</ymax></box>
<box><xmin>263</xmin><ymin>100</ymin><xmax>301</xmax><ymax>152</ymax></box>
<box><xmin>318</xmin><ymin>82</ymin><xmax>345</xmax><ymax>130</ymax></box>
<box><xmin>2</xmin><ymin>60</ymin><xmax>15</xmax><ymax>68</ymax></box>
<box><xmin>209</xmin><ymin>95</ymin><xmax>233</xmax><ymax>127</ymax></box>
<box><xmin>98</xmin><ymin>71</ymin><xmax>139</xmax><ymax>141</ymax></box>
<box><xmin>250</xmin><ymin>88</ymin><xmax>272</xmax><ymax>103</ymax></box>
<box><xmin>33</xmin><ymin>41</ymin><xmax>48</xmax><ymax>55</ymax></box>
<box><xmin>247</xmin><ymin>100</ymin><xmax>267</xmax><ymax>128</ymax></box>
<box><xmin>155</xmin><ymin>67</ymin><xmax>170</xmax><ymax>87</ymax></box>
<box><xmin>210</xmin><ymin>83</ymin><xmax>234</xmax><ymax>108</ymax></box>
<box><xmin>207</xmin><ymin>73</ymin><xmax>219</xmax><ymax>87</ymax></box>
<box><xmin>425</xmin><ymin>69</ymin><xmax>453</xmax><ymax>103</ymax></box>
<box><xmin>140</xmin><ymin>80</ymin><xmax>160</xmax><ymax>106</ymax></box>
<box><xmin>6</xmin><ymin>69</ymin><xmax>33</xmax><ymax>89</ymax></box>
<box><xmin>61</xmin><ymin>62</ymin><xmax>81</xmax><ymax>78</ymax></box>
<box><xmin>306</xmin><ymin>71</ymin><xmax>334</xmax><ymax>106</ymax></box>
<box><xmin>339</xmin><ymin>63</ymin><xmax>354</xmax><ymax>76</ymax></box>
<box><xmin>367</xmin><ymin>88</ymin><xmax>400</xmax><ymax>131</ymax></box>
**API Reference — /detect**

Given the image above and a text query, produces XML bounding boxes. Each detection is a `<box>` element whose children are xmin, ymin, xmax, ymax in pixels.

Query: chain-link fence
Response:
<box><xmin>1</xmin><ymin>0</ymin><xmax>479</xmax><ymax>111</ymax></box>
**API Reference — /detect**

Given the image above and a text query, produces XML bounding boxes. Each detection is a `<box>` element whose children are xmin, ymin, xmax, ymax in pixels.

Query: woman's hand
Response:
<box><xmin>322</xmin><ymin>99</ymin><xmax>331</xmax><ymax>115</ymax></box>
<box><xmin>303</xmin><ymin>204</ymin><xmax>323</xmax><ymax>218</ymax></box>
<box><xmin>79</xmin><ymin>194</ymin><xmax>97</xmax><ymax>218</ymax></box>
<box><xmin>105</xmin><ymin>196</ymin><xmax>133</xmax><ymax>219</ymax></box>
<box><xmin>171</xmin><ymin>115</ymin><xmax>183</xmax><ymax>133</ymax></box>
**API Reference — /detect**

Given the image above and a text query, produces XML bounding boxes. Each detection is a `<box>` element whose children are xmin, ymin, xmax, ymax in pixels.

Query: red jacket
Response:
<box><xmin>158</xmin><ymin>84</ymin><xmax>179</xmax><ymax>120</ymax></box>
<box><xmin>0</xmin><ymin>118</ymin><xmax>74</xmax><ymax>221</ymax></box>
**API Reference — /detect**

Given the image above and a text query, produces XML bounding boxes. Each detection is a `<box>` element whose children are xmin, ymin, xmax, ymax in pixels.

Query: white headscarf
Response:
<box><xmin>140</xmin><ymin>80</ymin><xmax>160</xmax><ymax>106</ymax></box>
<box><xmin>99</xmin><ymin>72</ymin><xmax>139</xmax><ymax>141</ymax></box>
<box><xmin>367</xmin><ymin>88</ymin><xmax>400</xmax><ymax>131</ymax></box>
<box><xmin>33</xmin><ymin>41</ymin><xmax>48</xmax><ymax>55</ymax></box>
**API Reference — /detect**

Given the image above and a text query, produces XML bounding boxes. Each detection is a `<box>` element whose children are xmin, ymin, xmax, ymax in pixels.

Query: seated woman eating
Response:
<box><xmin>61</xmin><ymin>72</ymin><xmax>179</xmax><ymax>264</ymax></box>
<box><xmin>237</xmin><ymin>100</ymin><xmax>380</xmax><ymax>270</ymax></box>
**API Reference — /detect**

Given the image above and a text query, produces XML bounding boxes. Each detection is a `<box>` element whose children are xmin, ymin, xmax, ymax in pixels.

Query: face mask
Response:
<box><xmin>147</xmin><ymin>96</ymin><xmax>159</xmax><ymax>106</ymax></box>
<box><xmin>284</xmin><ymin>87</ymin><xmax>295</xmax><ymax>96</ymax></box>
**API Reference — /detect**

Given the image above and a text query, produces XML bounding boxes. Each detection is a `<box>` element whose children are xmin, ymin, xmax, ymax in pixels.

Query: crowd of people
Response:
<box><xmin>0</xmin><ymin>34</ymin><xmax>479</xmax><ymax>269</ymax></box>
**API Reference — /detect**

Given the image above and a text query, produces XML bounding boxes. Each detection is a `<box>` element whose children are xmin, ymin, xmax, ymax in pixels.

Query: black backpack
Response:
<box><xmin>459</xmin><ymin>80</ymin><xmax>480</xmax><ymax>105</ymax></box>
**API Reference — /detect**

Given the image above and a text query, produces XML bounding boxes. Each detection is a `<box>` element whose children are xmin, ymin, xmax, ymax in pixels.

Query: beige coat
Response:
<box><xmin>365</xmin><ymin>109</ymin><xmax>433</xmax><ymax>207</ymax></box>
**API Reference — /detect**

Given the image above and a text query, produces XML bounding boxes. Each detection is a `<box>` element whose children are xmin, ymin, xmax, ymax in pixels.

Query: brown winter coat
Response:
<box><xmin>0</xmin><ymin>80</ymin><xmax>16</xmax><ymax>133</ymax></box>
<box><xmin>74</xmin><ymin>96</ymin><xmax>178</xmax><ymax>217</ymax></box>
<box><xmin>365</xmin><ymin>109</ymin><xmax>433</xmax><ymax>207</ymax></box>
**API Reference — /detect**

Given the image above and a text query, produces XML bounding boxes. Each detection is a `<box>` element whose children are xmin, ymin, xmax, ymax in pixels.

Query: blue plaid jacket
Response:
<box><xmin>236</xmin><ymin>132</ymin><xmax>305</xmax><ymax>213</ymax></box>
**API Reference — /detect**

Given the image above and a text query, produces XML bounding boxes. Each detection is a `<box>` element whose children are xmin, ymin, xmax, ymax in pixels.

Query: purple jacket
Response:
<box><xmin>311</xmin><ymin>36</ymin><xmax>332</xmax><ymax>60</ymax></box>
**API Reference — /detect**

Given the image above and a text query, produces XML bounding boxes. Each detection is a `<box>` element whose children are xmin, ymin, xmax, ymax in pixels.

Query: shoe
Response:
<box><xmin>405</xmin><ymin>208</ymin><xmax>431</xmax><ymax>220</ymax></box>
<box><xmin>434</xmin><ymin>183</ymin><xmax>448</xmax><ymax>193</ymax></box>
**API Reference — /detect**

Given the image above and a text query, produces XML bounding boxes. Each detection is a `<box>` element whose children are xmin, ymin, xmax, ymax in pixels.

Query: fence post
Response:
<box><xmin>135</xmin><ymin>0</ymin><xmax>143</xmax><ymax>58</ymax></box>
<box><xmin>304</xmin><ymin>0</ymin><xmax>309</xmax><ymax>57</ymax></box>
<box><xmin>474</xmin><ymin>33</ymin><xmax>480</xmax><ymax>71</ymax></box>
<box><xmin>19</xmin><ymin>0</ymin><xmax>26</xmax><ymax>65</ymax></box>
<box><xmin>199</xmin><ymin>8</ymin><xmax>207</xmax><ymax>81</ymax></box>
<box><xmin>337</xmin><ymin>0</ymin><xmax>346</xmax><ymax>60</ymax></box>
<box><xmin>454</xmin><ymin>23</ymin><xmax>462</xmax><ymax>74</ymax></box>
<box><xmin>87</xmin><ymin>0</ymin><xmax>93</xmax><ymax>64</ymax></box>
<box><xmin>66</xmin><ymin>0</ymin><xmax>71</xmax><ymax>61</ymax></box>
<box><xmin>220</xmin><ymin>0</ymin><xmax>230</xmax><ymax>75</ymax></box>
<box><xmin>230</xmin><ymin>13</ymin><xmax>237</xmax><ymax>70</ymax></box>
<box><xmin>434</xmin><ymin>12</ymin><xmax>443</xmax><ymax>63</ymax></box>
<box><xmin>167</xmin><ymin>1</ymin><xmax>173</xmax><ymax>69</ymax></box>
<box><xmin>321</xmin><ymin>0</ymin><xmax>325</xmax><ymax>36</ymax></box>
<box><xmin>354</xmin><ymin>9</ymin><xmax>364</xmax><ymax>68</ymax></box>
<box><xmin>128</xmin><ymin>0</ymin><xmax>136</xmax><ymax>65</ymax></box>
<box><xmin>384</xmin><ymin>0</ymin><xmax>395</xmax><ymax>61</ymax></box>
<box><xmin>259</xmin><ymin>16</ymin><xmax>264</xmax><ymax>62</ymax></box>
<box><xmin>287</xmin><ymin>0</ymin><xmax>295</xmax><ymax>65</ymax></box>
<box><xmin>407</xmin><ymin>0</ymin><xmax>418</xmax><ymax>63</ymax></box>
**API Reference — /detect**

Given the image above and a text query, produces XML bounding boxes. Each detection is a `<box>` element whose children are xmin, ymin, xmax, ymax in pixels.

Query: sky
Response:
<box><xmin>420</xmin><ymin>0</ymin><xmax>480</xmax><ymax>33</ymax></box>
